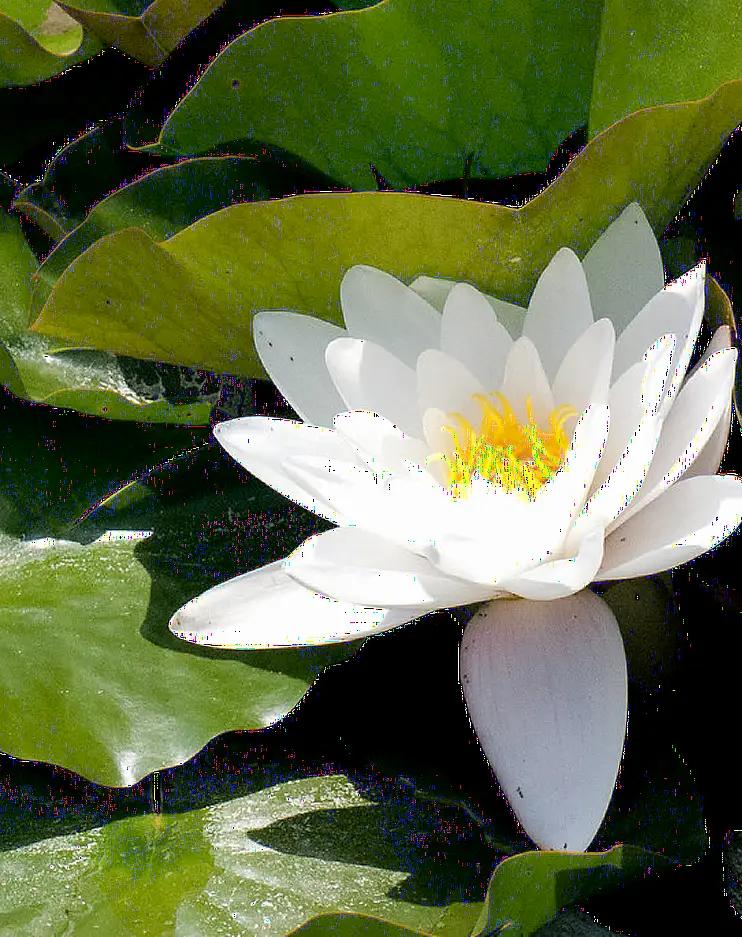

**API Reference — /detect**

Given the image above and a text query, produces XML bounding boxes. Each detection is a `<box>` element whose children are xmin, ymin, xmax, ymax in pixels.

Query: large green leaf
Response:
<box><xmin>0</xmin><ymin>525</ymin><xmax>352</xmax><ymax>785</ymax></box>
<box><xmin>56</xmin><ymin>0</ymin><xmax>224</xmax><ymax>66</ymax></box>
<box><xmin>26</xmin><ymin>154</ymin><xmax>334</xmax><ymax>321</ymax></box>
<box><xmin>137</xmin><ymin>0</ymin><xmax>603</xmax><ymax>189</ymax></box>
<box><xmin>0</xmin><ymin>209</ymin><xmax>221</xmax><ymax>422</ymax></box>
<box><xmin>589</xmin><ymin>0</ymin><xmax>742</xmax><ymax>137</ymax></box>
<box><xmin>0</xmin><ymin>773</ymin><xmax>496</xmax><ymax>935</ymax></box>
<box><xmin>0</xmin><ymin>2</ymin><xmax>101</xmax><ymax>87</ymax></box>
<box><xmin>31</xmin><ymin>81</ymin><xmax>742</xmax><ymax>375</ymax></box>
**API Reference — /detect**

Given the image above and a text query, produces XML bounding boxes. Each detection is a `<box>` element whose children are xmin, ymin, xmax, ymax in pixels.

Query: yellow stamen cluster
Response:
<box><xmin>428</xmin><ymin>392</ymin><xmax>576</xmax><ymax>500</ymax></box>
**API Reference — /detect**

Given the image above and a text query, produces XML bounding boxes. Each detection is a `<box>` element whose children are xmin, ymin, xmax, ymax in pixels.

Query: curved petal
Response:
<box><xmin>499</xmin><ymin>335</ymin><xmax>555</xmax><ymax>428</ymax></box>
<box><xmin>340</xmin><ymin>265</ymin><xmax>441</xmax><ymax>367</ymax></box>
<box><xmin>325</xmin><ymin>338</ymin><xmax>421</xmax><ymax>436</ymax></box>
<box><xmin>214</xmin><ymin>417</ymin><xmax>361</xmax><ymax>525</ymax></box>
<box><xmin>169</xmin><ymin>561</ymin><xmax>424</xmax><ymax>648</ymax></box>
<box><xmin>551</xmin><ymin>318</ymin><xmax>615</xmax><ymax>433</ymax></box>
<box><xmin>408</xmin><ymin>274</ymin><xmax>457</xmax><ymax>312</ymax></box>
<box><xmin>612</xmin><ymin>347</ymin><xmax>737</xmax><ymax>528</ymax></box>
<box><xmin>522</xmin><ymin>248</ymin><xmax>594</xmax><ymax>382</ymax></box>
<box><xmin>460</xmin><ymin>589</ymin><xmax>627</xmax><ymax>851</ymax></box>
<box><xmin>417</xmin><ymin>349</ymin><xmax>487</xmax><ymax>428</ymax></box>
<box><xmin>661</xmin><ymin>261</ymin><xmax>706</xmax><ymax>413</ymax></box>
<box><xmin>253</xmin><ymin>311</ymin><xmax>347</xmax><ymax>427</ymax></box>
<box><xmin>598</xmin><ymin>474</ymin><xmax>742</xmax><ymax>580</ymax></box>
<box><xmin>499</xmin><ymin>526</ymin><xmax>605</xmax><ymax>600</ymax></box>
<box><xmin>284</xmin><ymin>527</ymin><xmax>495</xmax><ymax>608</ymax></box>
<box><xmin>333</xmin><ymin>410</ymin><xmax>430</xmax><ymax>474</ymax></box>
<box><xmin>440</xmin><ymin>283</ymin><xmax>513</xmax><ymax>390</ymax></box>
<box><xmin>582</xmin><ymin>202</ymin><xmax>665</xmax><ymax>333</ymax></box>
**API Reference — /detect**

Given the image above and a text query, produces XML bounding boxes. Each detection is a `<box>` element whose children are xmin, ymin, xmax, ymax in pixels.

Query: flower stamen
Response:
<box><xmin>427</xmin><ymin>393</ymin><xmax>577</xmax><ymax>500</ymax></box>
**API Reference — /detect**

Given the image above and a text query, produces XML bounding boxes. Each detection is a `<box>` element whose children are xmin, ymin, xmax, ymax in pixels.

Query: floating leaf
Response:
<box><xmin>472</xmin><ymin>845</ymin><xmax>674</xmax><ymax>937</ymax></box>
<box><xmin>136</xmin><ymin>0</ymin><xmax>603</xmax><ymax>188</ymax></box>
<box><xmin>589</xmin><ymin>1</ymin><xmax>742</xmax><ymax>136</ymax></box>
<box><xmin>57</xmin><ymin>0</ymin><xmax>226</xmax><ymax>66</ymax></box>
<box><xmin>0</xmin><ymin>773</ymin><xmax>496</xmax><ymax>934</ymax></box>
<box><xmin>0</xmin><ymin>2</ymin><xmax>101</xmax><ymax>88</ymax></box>
<box><xmin>0</xmin><ymin>209</ymin><xmax>220</xmax><ymax>422</ymax></box>
<box><xmin>32</xmin><ymin>81</ymin><xmax>742</xmax><ymax>375</ymax></box>
<box><xmin>0</xmin><ymin>525</ymin><xmax>353</xmax><ymax>785</ymax></box>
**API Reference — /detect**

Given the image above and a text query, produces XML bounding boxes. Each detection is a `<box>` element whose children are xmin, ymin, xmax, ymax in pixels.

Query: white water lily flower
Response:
<box><xmin>170</xmin><ymin>202</ymin><xmax>742</xmax><ymax>852</ymax></box>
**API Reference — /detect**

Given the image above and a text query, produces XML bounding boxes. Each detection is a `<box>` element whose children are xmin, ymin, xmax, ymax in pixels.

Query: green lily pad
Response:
<box><xmin>136</xmin><ymin>0</ymin><xmax>603</xmax><ymax>188</ymax></box>
<box><xmin>471</xmin><ymin>845</ymin><xmax>674</xmax><ymax>937</ymax></box>
<box><xmin>589</xmin><ymin>0</ymin><xmax>742</xmax><ymax>137</ymax></box>
<box><xmin>0</xmin><ymin>773</ymin><xmax>497</xmax><ymax>935</ymax></box>
<box><xmin>31</xmin><ymin>80</ymin><xmax>742</xmax><ymax>376</ymax></box>
<box><xmin>0</xmin><ymin>209</ymin><xmax>221</xmax><ymax>422</ymax></box>
<box><xmin>0</xmin><ymin>2</ymin><xmax>102</xmax><ymax>87</ymax></box>
<box><xmin>26</xmin><ymin>154</ymin><xmax>334</xmax><ymax>322</ymax></box>
<box><xmin>0</xmin><ymin>531</ymin><xmax>354</xmax><ymax>786</ymax></box>
<box><xmin>56</xmin><ymin>0</ymin><xmax>226</xmax><ymax>66</ymax></box>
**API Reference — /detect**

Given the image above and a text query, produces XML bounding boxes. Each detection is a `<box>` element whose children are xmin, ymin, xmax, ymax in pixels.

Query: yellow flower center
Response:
<box><xmin>427</xmin><ymin>392</ymin><xmax>576</xmax><ymax>500</ymax></box>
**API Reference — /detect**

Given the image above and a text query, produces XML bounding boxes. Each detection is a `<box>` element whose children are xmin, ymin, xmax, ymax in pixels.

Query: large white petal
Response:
<box><xmin>460</xmin><ymin>589</ymin><xmax>627</xmax><ymax>851</ymax></box>
<box><xmin>252</xmin><ymin>311</ymin><xmax>347</xmax><ymax>428</ymax></box>
<box><xmin>440</xmin><ymin>283</ymin><xmax>513</xmax><ymax>390</ymax></box>
<box><xmin>325</xmin><ymin>338</ymin><xmax>421</xmax><ymax>436</ymax></box>
<box><xmin>333</xmin><ymin>410</ymin><xmax>430</xmax><ymax>474</ymax></box>
<box><xmin>499</xmin><ymin>526</ymin><xmax>605</xmax><ymax>600</ymax></box>
<box><xmin>661</xmin><ymin>261</ymin><xmax>706</xmax><ymax>413</ymax></box>
<box><xmin>214</xmin><ymin>417</ymin><xmax>361</xmax><ymax>525</ymax></box>
<box><xmin>581</xmin><ymin>202</ymin><xmax>665</xmax><ymax>333</ymax></box>
<box><xmin>610</xmin><ymin>346</ymin><xmax>737</xmax><ymax>529</ymax></box>
<box><xmin>499</xmin><ymin>335</ymin><xmax>555</xmax><ymax>428</ymax></box>
<box><xmin>522</xmin><ymin>248</ymin><xmax>594</xmax><ymax>382</ymax></box>
<box><xmin>340</xmin><ymin>265</ymin><xmax>441</xmax><ymax>367</ymax></box>
<box><xmin>169</xmin><ymin>561</ymin><xmax>424</xmax><ymax>648</ymax></box>
<box><xmin>598</xmin><ymin>474</ymin><xmax>742</xmax><ymax>580</ymax></box>
<box><xmin>417</xmin><ymin>349</ymin><xmax>487</xmax><ymax>429</ymax></box>
<box><xmin>284</xmin><ymin>526</ymin><xmax>495</xmax><ymax>608</ymax></box>
<box><xmin>551</xmin><ymin>318</ymin><xmax>615</xmax><ymax>434</ymax></box>
<box><xmin>684</xmin><ymin>326</ymin><xmax>735</xmax><ymax>478</ymax></box>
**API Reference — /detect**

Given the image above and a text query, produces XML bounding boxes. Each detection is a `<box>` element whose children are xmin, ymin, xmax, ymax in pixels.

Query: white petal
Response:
<box><xmin>683</xmin><ymin>326</ymin><xmax>735</xmax><ymax>477</ymax></box>
<box><xmin>522</xmin><ymin>248</ymin><xmax>594</xmax><ymax>382</ymax></box>
<box><xmin>253</xmin><ymin>312</ymin><xmax>347</xmax><ymax>427</ymax></box>
<box><xmin>340</xmin><ymin>265</ymin><xmax>441</xmax><ymax>367</ymax></box>
<box><xmin>598</xmin><ymin>473</ymin><xmax>742</xmax><ymax>580</ymax></box>
<box><xmin>661</xmin><ymin>261</ymin><xmax>706</xmax><ymax>412</ymax></box>
<box><xmin>583</xmin><ymin>336</ymin><xmax>674</xmax><ymax>524</ymax></box>
<box><xmin>482</xmin><ymin>294</ymin><xmax>527</xmax><ymax>340</ymax></box>
<box><xmin>611</xmin><ymin>287</ymin><xmax>694</xmax><ymax>405</ymax></box>
<box><xmin>169</xmin><ymin>561</ymin><xmax>423</xmax><ymax>648</ymax></box>
<box><xmin>284</xmin><ymin>527</ymin><xmax>494</xmax><ymax>608</ymax></box>
<box><xmin>214</xmin><ymin>417</ymin><xmax>360</xmax><ymax>524</ymax></box>
<box><xmin>499</xmin><ymin>526</ymin><xmax>605</xmax><ymax>600</ymax></box>
<box><xmin>551</xmin><ymin>318</ymin><xmax>615</xmax><ymax>434</ymax></box>
<box><xmin>460</xmin><ymin>589</ymin><xmax>627</xmax><ymax>851</ymax></box>
<box><xmin>612</xmin><ymin>347</ymin><xmax>737</xmax><ymax>527</ymax></box>
<box><xmin>333</xmin><ymin>410</ymin><xmax>430</xmax><ymax>474</ymax></box>
<box><xmin>408</xmin><ymin>275</ymin><xmax>457</xmax><ymax>312</ymax></box>
<box><xmin>325</xmin><ymin>337</ymin><xmax>421</xmax><ymax>436</ymax></box>
<box><xmin>417</xmin><ymin>349</ymin><xmax>487</xmax><ymax>429</ymax></box>
<box><xmin>582</xmin><ymin>202</ymin><xmax>665</xmax><ymax>333</ymax></box>
<box><xmin>283</xmin><ymin>454</ymin><xmax>448</xmax><ymax>550</ymax></box>
<box><xmin>499</xmin><ymin>335</ymin><xmax>555</xmax><ymax>428</ymax></box>
<box><xmin>440</xmin><ymin>283</ymin><xmax>513</xmax><ymax>390</ymax></box>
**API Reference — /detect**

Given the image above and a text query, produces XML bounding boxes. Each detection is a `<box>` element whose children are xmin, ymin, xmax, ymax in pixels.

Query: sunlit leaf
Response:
<box><xmin>32</xmin><ymin>81</ymin><xmax>742</xmax><ymax>375</ymax></box>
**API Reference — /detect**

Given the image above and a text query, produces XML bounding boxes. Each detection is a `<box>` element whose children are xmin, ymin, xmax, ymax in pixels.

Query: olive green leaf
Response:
<box><xmin>0</xmin><ymin>774</ymin><xmax>496</xmax><ymax>935</ymax></box>
<box><xmin>56</xmin><ymin>0</ymin><xmax>224</xmax><ymax>67</ymax></box>
<box><xmin>0</xmin><ymin>2</ymin><xmax>102</xmax><ymax>87</ymax></box>
<box><xmin>0</xmin><ymin>207</ymin><xmax>219</xmax><ymax>422</ymax></box>
<box><xmin>136</xmin><ymin>0</ymin><xmax>604</xmax><ymax>188</ymax></box>
<box><xmin>31</xmin><ymin>80</ymin><xmax>742</xmax><ymax>376</ymax></box>
<box><xmin>589</xmin><ymin>0</ymin><xmax>742</xmax><ymax>136</ymax></box>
